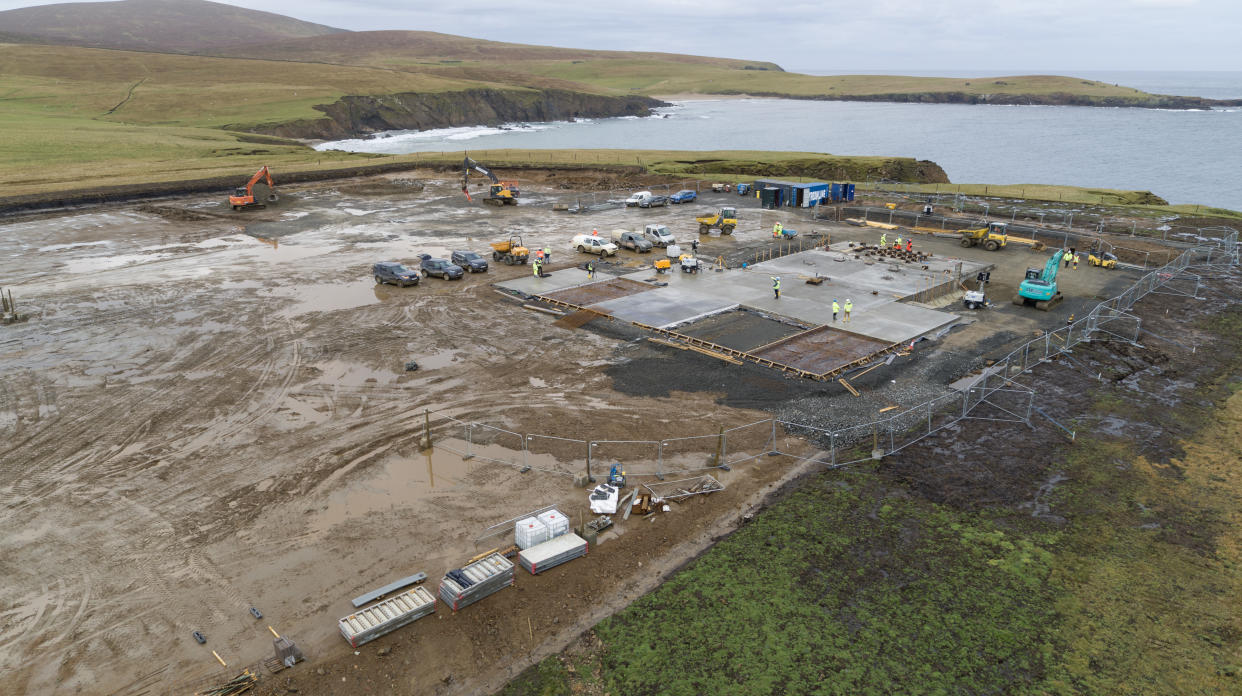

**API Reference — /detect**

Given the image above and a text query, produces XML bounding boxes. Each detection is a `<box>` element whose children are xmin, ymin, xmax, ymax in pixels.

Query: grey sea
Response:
<box><xmin>317</xmin><ymin>70</ymin><xmax>1242</xmax><ymax>211</ymax></box>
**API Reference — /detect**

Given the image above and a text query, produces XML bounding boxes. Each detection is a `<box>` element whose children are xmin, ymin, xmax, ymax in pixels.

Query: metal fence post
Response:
<box><xmin>586</xmin><ymin>441</ymin><xmax>595</xmax><ymax>483</ymax></box>
<box><xmin>657</xmin><ymin>441</ymin><xmax>665</xmax><ymax>480</ymax></box>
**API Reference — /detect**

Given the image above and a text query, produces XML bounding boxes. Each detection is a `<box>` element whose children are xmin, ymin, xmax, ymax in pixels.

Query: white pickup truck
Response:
<box><xmin>571</xmin><ymin>234</ymin><xmax>618</xmax><ymax>257</ymax></box>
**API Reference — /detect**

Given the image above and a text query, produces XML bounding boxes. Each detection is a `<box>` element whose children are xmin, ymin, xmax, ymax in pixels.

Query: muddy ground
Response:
<box><xmin>0</xmin><ymin>171</ymin><xmax>1158</xmax><ymax>696</ymax></box>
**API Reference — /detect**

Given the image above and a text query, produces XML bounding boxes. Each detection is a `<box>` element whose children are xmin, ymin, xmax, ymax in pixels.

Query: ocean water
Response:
<box><xmin>317</xmin><ymin>71</ymin><xmax>1242</xmax><ymax>210</ymax></box>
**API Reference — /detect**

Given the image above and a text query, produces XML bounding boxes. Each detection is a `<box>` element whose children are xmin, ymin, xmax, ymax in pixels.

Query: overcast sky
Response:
<box><xmin>2</xmin><ymin>0</ymin><xmax>1239</xmax><ymax>72</ymax></box>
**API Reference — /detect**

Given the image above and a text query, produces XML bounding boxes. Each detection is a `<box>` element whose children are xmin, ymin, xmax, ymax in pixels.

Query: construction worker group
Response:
<box><xmin>879</xmin><ymin>232</ymin><xmax>912</xmax><ymax>252</ymax></box>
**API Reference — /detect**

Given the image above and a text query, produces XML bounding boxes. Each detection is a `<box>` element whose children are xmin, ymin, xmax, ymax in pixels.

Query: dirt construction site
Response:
<box><xmin>0</xmin><ymin>170</ymin><xmax>1192</xmax><ymax>695</ymax></box>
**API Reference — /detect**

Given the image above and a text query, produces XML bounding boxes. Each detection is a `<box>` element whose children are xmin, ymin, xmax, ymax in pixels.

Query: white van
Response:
<box><xmin>625</xmin><ymin>191</ymin><xmax>653</xmax><ymax>207</ymax></box>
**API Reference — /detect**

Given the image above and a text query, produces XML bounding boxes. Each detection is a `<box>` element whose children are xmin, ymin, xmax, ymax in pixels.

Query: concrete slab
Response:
<box><xmin>590</xmin><ymin>291</ymin><xmax>737</xmax><ymax>329</ymax></box>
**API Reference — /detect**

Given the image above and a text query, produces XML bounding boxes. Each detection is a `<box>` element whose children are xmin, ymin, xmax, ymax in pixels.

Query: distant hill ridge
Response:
<box><xmin>0</xmin><ymin>0</ymin><xmax>346</xmax><ymax>53</ymax></box>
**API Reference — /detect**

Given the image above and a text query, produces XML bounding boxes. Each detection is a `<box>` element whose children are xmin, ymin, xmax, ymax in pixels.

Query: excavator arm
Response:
<box><xmin>1043</xmin><ymin>249</ymin><xmax>1065</xmax><ymax>283</ymax></box>
<box><xmin>243</xmin><ymin>166</ymin><xmax>274</xmax><ymax>196</ymax></box>
<box><xmin>461</xmin><ymin>156</ymin><xmax>499</xmax><ymax>201</ymax></box>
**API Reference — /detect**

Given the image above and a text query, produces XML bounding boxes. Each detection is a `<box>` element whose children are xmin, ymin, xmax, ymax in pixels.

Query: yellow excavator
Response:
<box><xmin>959</xmin><ymin>221</ymin><xmax>1008</xmax><ymax>251</ymax></box>
<box><xmin>229</xmin><ymin>166</ymin><xmax>277</xmax><ymax>211</ymax></box>
<box><xmin>462</xmin><ymin>156</ymin><xmax>518</xmax><ymax>206</ymax></box>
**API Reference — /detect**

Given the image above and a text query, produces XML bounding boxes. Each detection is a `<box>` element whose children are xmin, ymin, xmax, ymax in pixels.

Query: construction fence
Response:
<box><xmin>418</xmin><ymin>229</ymin><xmax>1237</xmax><ymax>481</ymax></box>
<box><xmin>857</xmin><ymin>181</ymin><xmax>1234</xmax><ymax>245</ymax></box>
<box><xmin>832</xmin><ymin>205</ymin><xmax>1233</xmax><ymax>270</ymax></box>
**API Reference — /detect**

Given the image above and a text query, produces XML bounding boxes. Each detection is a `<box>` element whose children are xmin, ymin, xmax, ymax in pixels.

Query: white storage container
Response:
<box><xmin>536</xmin><ymin>509</ymin><xmax>570</xmax><ymax>538</ymax></box>
<box><xmin>515</xmin><ymin>517</ymin><xmax>550</xmax><ymax>549</ymax></box>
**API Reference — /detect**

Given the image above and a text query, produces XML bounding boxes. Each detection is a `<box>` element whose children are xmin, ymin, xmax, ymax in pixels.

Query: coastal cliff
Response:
<box><xmin>251</xmin><ymin>88</ymin><xmax>667</xmax><ymax>140</ymax></box>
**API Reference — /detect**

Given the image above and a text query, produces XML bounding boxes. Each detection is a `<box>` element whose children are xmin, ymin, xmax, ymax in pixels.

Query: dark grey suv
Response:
<box><xmin>418</xmin><ymin>254</ymin><xmax>464</xmax><ymax>280</ymax></box>
<box><xmin>451</xmin><ymin>250</ymin><xmax>489</xmax><ymax>273</ymax></box>
<box><xmin>372</xmin><ymin>262</ymin><xmax>420</xmax><ymax>287</ymax></box>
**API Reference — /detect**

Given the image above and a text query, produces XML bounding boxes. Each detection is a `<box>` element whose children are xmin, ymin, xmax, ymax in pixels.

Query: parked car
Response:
<box><xmin>372</xmin><ymin>261</ymin><xmax>420</xmax><ymax>287</ymax></box>
<box><xmin>450</xmin><ymin>250</ymin><xmax>489</xmax><ymax>273</ymax></box>
<box><xmin>669</xmin><ymin>189</ymin><xmax>697</xmax><ymax>204</ymax></box>
<box><xmin>643</xmin><ymin>224</ymin><xmax>676</xmax><ymax>248</ymax></box>
<box><xmin>610</xmin><ymin>229</ymin><xmax>653</xmax><ymax>252</ymax></box>
<box><xmin>639</xmin><ymin>195</ymin><xmax>669</xmax><ymax>208</ymax></box>
<box><xmin>625</xmin><ymin>191</ymin><xmax>653</xmax><ymax>207</ymax></box>
<box><xmin>571</xmin><ymin>234</ymin><xmax>618</xmax><ymax>257</ymax></box>
<box><xmin>417</xmin><ymin>254</ymin><xmax>464</xmax><ymax>280</ymax></box>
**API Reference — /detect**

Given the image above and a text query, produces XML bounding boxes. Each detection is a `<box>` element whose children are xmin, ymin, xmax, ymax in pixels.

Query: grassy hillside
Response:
<box><xmin>215</xmin><ymin>32</ymin><xmax>1206</xmax><ymax>107</ymax></box>
<box><xmin>0</xmin><ymin>0</ymin><xmax>344</xmax><ymax>53</ymax></box>
<box><xmin>213</xmin><ymin>30</ymin><xmax>781</xmax><ymax>72</ymax></box>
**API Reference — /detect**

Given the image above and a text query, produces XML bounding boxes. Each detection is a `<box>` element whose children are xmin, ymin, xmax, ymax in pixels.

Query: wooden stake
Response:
<box><xmin>422</xmin><ymin>409</ymin><xmax>432</xmax><ymax>451</ymax></box>
<box><xmin>212</xmin><ymin>650</ymin><xmax>228</xmax><ymax>668</ymax></box>
<box><xmin>268</xmin><ymin>626</ymin><xmax>281</xmax><ymax>639</ymax></box>
<box><xmin>838</xmin><ymin>378</ymin><xmax>861</xmax><ymax>397</ymax></box>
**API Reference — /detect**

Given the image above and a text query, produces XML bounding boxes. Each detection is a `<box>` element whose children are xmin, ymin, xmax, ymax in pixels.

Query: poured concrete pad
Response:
<box><xmin>495</xmin><ymin>267</ymin><xmax>595</xmax><ymax>296</ymax></box>
<box><xmin>590</xmin><ymin>291</ymin><xmax>737</xmax><ymax>329</ymax></box>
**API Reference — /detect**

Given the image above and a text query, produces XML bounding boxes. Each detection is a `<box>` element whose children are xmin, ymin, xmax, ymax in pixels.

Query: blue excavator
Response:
<box><xmin>1014</xmin><ymin>249</ymin><xmax>1066</xmax><ymax>311</ymax></box>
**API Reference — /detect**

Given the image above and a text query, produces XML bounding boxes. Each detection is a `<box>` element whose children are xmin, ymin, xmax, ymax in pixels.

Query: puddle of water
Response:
<box><xmin>62</xmin><ymin>252</ymin><xmax>174</xmax><ymax>274</ymax></box>
<box><xmin>39</xmin><ymin>240</ymin><xmax>113</xmax><ymax>252</ymax></box>
<box><xmin>264</xmin><ymin>278</ymin><xmax>385</xmax><ymax>317</ymax></box>
<box><xmin>314</xmin><ymin>360</ymin><xmax>400</xmax><ymax>387</ymax></box>
<box><xmin>309</xmin><ymin>443</ymin><xmax>477</xmax><ymax>533</ymax></box>
<box><xmin>414</xmin><ymin>350</ymin><xmax>463</xmax><ymax>371</ymax></box>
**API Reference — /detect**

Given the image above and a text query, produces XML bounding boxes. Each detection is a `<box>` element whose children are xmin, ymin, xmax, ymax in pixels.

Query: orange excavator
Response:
<box><xmin>229</xmin><ymin>166</ymin><xmax>278</xmax><ymax>211</ymax></box>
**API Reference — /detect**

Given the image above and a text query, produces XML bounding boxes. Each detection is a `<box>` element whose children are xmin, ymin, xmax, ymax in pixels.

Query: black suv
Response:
<box><xmin>418</xmin><ymin>254</ymin><xmax>464</xmax><ymax>280</ymax></box>
<box><xmin>372</xmin><ymin>261</ymin><xmax>420</xmax><ymax>287</ymax></box>
<box><xmin>450</xmin><ymin>250</ymin><xmax>489</xmax><ymax>273</ymax></box>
